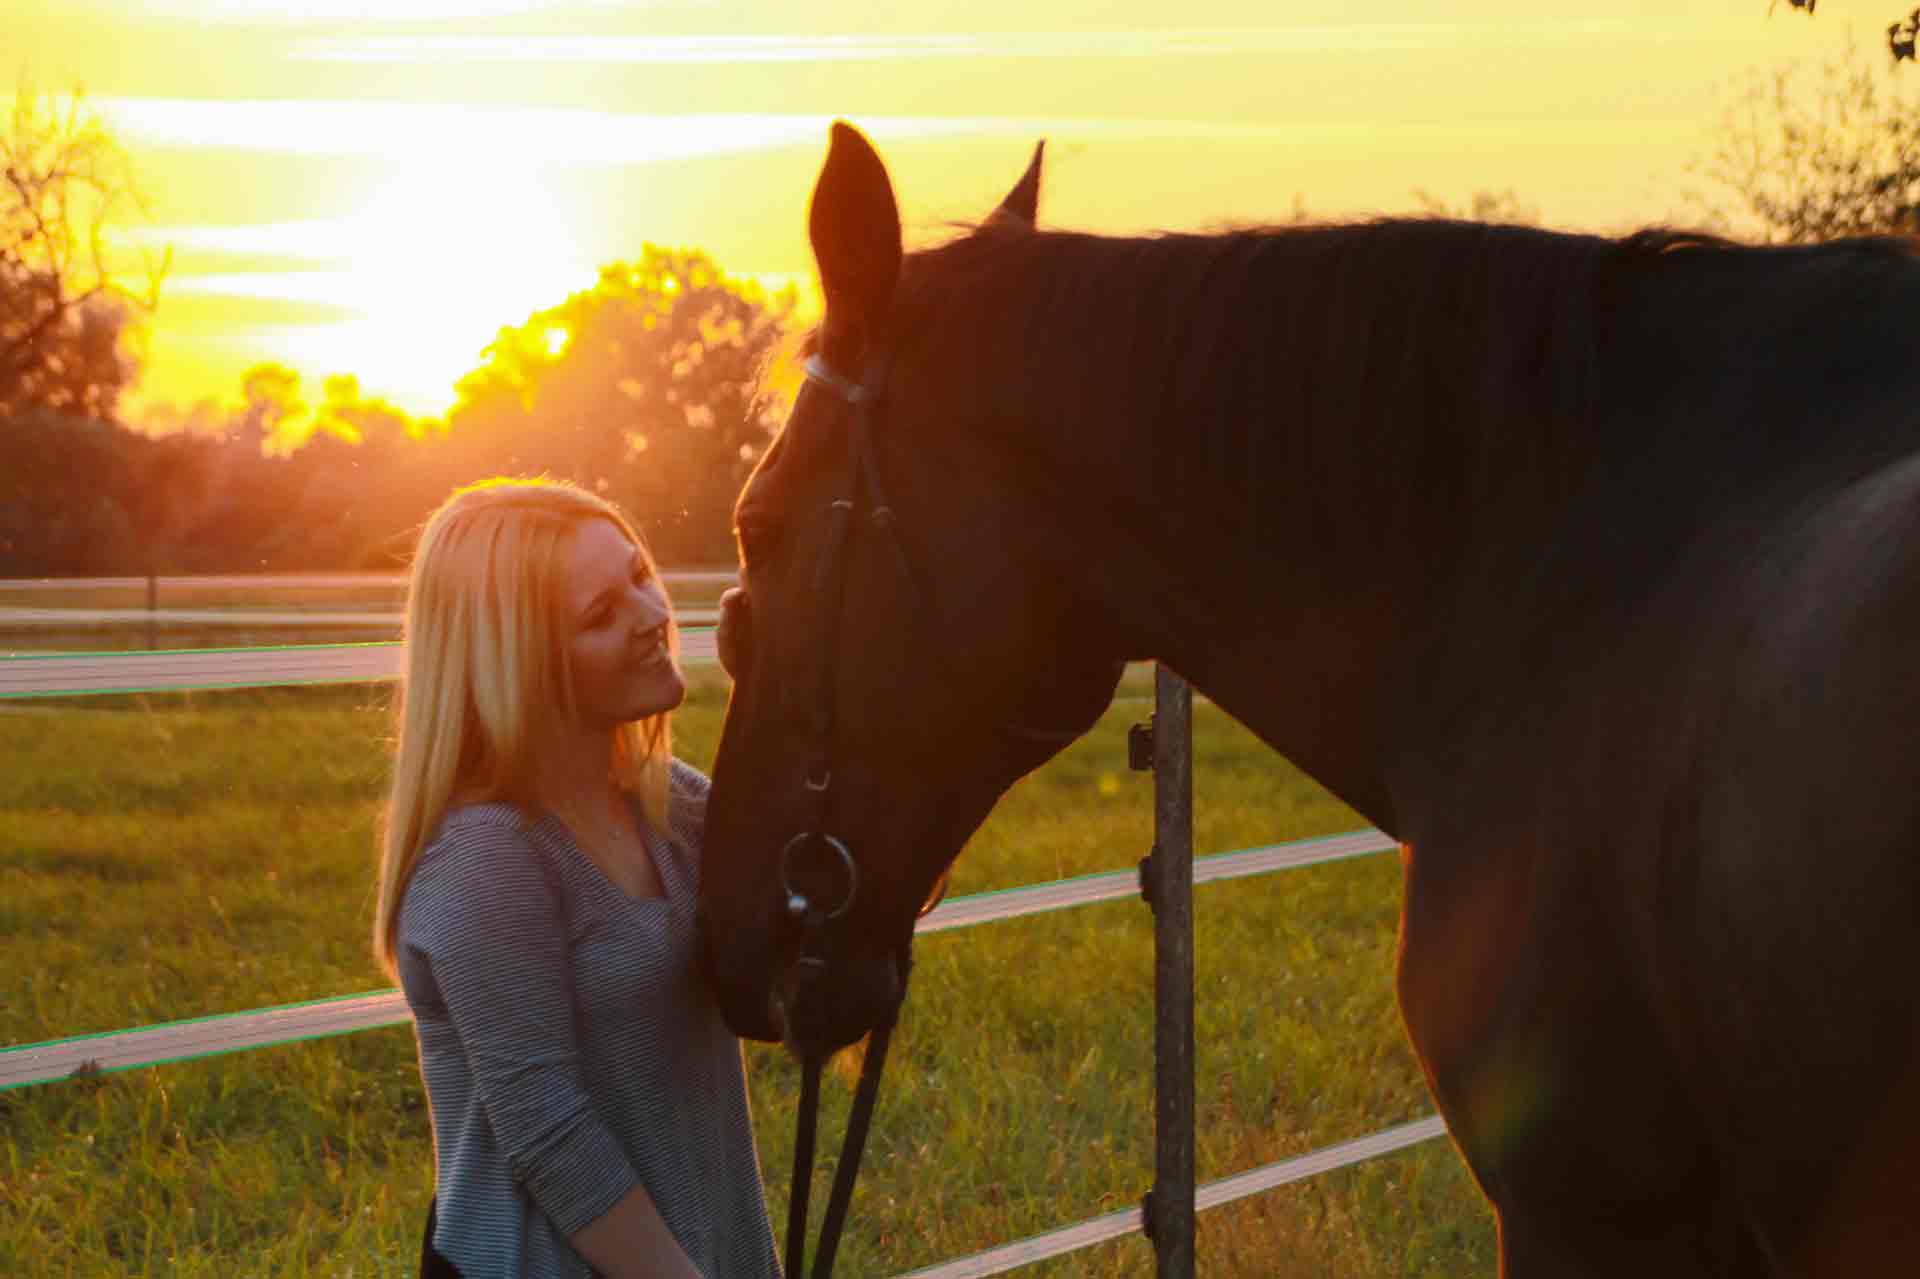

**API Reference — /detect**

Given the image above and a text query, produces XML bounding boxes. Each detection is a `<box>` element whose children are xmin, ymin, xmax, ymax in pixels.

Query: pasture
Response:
<box><xmin>1</xmin><ymin>665</ymin><xmax>1495</xmax><ymax>1276</ymax></box>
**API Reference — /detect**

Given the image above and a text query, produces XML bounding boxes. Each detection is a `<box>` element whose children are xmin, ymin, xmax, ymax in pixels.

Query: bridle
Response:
<box><xmin>774</xmin><ymin>348</ymin><xmax>912</xmax><ymax>1279</ymax></box>
<box><xmin>773</xmin><ymin>346</ymin><xmax>1098</xmax><ymax>1277</ymax></box>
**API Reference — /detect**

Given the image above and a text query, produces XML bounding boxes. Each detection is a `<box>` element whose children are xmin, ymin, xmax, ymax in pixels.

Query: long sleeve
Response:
<box><xmin>401</xmin><ymin>815</ymin><xmax>641</xmax><ymax>1237</ymax></box>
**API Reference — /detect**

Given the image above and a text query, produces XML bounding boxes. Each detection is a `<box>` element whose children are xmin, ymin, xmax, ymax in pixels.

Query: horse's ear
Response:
<box><xmin>987</xmin><ymin>140</ymin><xmax>1045</xmax><ymax>228</ymax></box>
<box><xmin>809</xmin><ymin>121</ymin><xmax>902</xmax><ymax>344</ymax></box>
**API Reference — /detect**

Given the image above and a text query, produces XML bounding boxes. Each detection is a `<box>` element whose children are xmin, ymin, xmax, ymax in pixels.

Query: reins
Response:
<box><xmin>784</xmin><ymin>1018</ymin><xmax>897</xmax><ymax>1279</ymax></box>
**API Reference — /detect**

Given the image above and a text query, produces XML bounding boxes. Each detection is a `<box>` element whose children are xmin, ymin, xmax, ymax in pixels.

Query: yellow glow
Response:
<box><xmin>324</xmin><ymin>171</ymin><xmax>591</xmax><ymax>409</ymax></box>
<box><xmin>143</xmin><ymin>0</ymin><xmax>561</xmax><ymax>18</ymax></box>
<box><xmin>33</xmin><ymin>3</ymin><xmax>1876</xmax><ymax>420</ymax></box>
<box><xmin>153</xmin><ymin>169</ymin><xmax>598</xmax><ymax>414</ymax></box>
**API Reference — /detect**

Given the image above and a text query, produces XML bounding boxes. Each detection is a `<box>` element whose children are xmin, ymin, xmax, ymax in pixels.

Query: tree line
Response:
<box><xmin>7</xmin><ymin>32</ymin><xmax>1920</xmax><ymax>576</ymax></box>
<box><xmin>2</xmin><ymin>88</ymin><xmax>795</xmax><ymax>576</ymax></box>
<box><xmin>2</xmin><ymin>230</ymin><xmax>794</xmax><ymax>574</ymax></box>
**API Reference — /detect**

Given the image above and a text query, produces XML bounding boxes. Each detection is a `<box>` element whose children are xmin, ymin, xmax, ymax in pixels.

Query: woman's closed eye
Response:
<box><xmin>582</xmin><ymin>570</ymin><xmax>655</xmax><ymax>630</ymax></box>
<box><xmin>735</xmin><ymin>517</ymin><xmax>782</xmax><ymax>566</ymax></box>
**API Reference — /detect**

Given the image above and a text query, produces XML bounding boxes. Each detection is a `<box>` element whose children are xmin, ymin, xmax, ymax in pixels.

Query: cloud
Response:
<box><xmin>96</xmin><ymin>100</ymin><xmax>1268</xmax><ymax>168</ymax></box>
<box><xmin>287</xmin><ymin>22</ymin><xmax>1683</xmax><ymax>65</ymax></box>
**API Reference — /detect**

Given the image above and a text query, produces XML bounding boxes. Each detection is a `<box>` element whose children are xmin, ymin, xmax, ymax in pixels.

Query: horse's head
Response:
<box><xmin>699</xmin><ymin>124</ymin><xmax>1128</xmax><ymax>1054</ymax></box>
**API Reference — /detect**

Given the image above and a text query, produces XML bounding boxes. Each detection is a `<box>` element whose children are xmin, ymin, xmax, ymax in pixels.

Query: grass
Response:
<box><xmin>0</xmin><ymin>667</ymin><xmax>1497</xmax><ymax>1277</ymax></box>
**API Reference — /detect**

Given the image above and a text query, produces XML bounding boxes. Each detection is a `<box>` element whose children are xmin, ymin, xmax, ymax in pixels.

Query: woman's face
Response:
<box><xmin>562</xmin><ymin>517</ymin><xmax>684</xmax><ymax>728</ymax></box>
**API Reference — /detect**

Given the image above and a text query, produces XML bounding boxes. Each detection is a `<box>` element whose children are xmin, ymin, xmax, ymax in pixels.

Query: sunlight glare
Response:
<box><xmin>148</xmin><ymin>0</ymin><xmax>577</xmax><ymax>20</ymax></box>
<box><xmin>297</xmin><ymin>169</ymin><xmax>593</xmax><ymax>413</ymax></box>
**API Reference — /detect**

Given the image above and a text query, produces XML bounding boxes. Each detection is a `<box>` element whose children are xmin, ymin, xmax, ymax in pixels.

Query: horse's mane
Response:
<box><xmin>885</xmin><ymin>217</ymin><xmax>1920</xmax><ymax>578</ymax></box>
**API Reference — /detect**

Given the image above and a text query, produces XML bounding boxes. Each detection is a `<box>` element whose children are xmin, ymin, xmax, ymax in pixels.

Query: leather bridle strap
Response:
<box><xmin>780</xmin><ymin>351</ymin><xmax>905</xmax><ymax>1279</ymax></box>
<box><xmin>805</xmin><ymin>1020</ymin><xmax>896</xmax><ymax>1278</ymax></box>
<box><xmin>785</xmin><ymin>1055</ymin><xmax>823</xmax><ymax>1279</ymax></box>
<box><xmin>781</xmin><ymin>344</ymin><xmax>1084</xmax><ymax>1276</ymax></box>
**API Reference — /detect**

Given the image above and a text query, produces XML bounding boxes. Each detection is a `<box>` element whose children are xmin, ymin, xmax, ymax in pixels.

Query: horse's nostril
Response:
<box><xmin>767</xmin><ymin>990</ymin><xmax>789</xmax><ymax>1042</ymax></box>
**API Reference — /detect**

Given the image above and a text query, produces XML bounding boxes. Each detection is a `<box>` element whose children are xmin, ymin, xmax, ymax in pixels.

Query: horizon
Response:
<box><xmin>7</xmin><ymin>0</ymin><xmax>1869</xmax><ymax>419</ymax></box>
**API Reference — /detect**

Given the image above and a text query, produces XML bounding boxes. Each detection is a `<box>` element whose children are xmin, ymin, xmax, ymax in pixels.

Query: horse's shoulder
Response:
<box><xmin>1734</xmin><ymin>451</ymin><xmax>1920</xmax><ymax>684</ymax></box>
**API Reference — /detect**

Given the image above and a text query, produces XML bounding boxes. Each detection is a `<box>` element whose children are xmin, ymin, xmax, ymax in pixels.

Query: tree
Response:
<box><xmin>0</xmin><ymin>407</ymin><xmax>137</xmax><ymax>572</ymax></box>
<box><xmin>445</xmin><ymin>245</ymin><xmax>795</xmax><ymax>562</ymax></box>
<box><xmin>0</xmin><ymin>83</ymin><xmax>161</xmax><ymax>422</ymax></box>
<box><xmin>1412</xmin><ymin>188</ymin><xmax>1541</xmax><ymax>225</ymax></box>
<box><xmin>1767</xmin><ymin>0</ymin><xmax>1920</xmax><ymax>66</ymax></box>
<box><xmin>1694</xmin><ymin>41</ymin><xmax>1920</xmax><ymax>240</ymax></box>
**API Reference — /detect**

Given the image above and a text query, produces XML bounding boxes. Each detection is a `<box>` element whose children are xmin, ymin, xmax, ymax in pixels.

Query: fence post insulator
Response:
<box><xmin>1138</xmin><ymin>847</ymin><xmax>1158</xmax><ymax>909</ymax></box>
<box><xmin>1128</xmin><ymin>718</ymin><xmax>1155</xmax><ymax>771</ymax></box>
<box><xmin>1141</xmin><ymin>1187</ymin><xmax>1158</xmax><ymax>1244</ymax></box>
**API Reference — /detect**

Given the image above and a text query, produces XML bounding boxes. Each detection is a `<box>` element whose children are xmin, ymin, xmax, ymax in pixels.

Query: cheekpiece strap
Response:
<box><xmin>804</xmin><ymin>354</ymin><xmax>871</xmax><ymax>405</ymax></box>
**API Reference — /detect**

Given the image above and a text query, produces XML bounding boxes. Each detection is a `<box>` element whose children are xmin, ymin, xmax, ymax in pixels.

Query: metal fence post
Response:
<box><xmin>1144</xmin><ymin>664</ymin><xmax>1196</xmax><ymax>1276</ymax></box>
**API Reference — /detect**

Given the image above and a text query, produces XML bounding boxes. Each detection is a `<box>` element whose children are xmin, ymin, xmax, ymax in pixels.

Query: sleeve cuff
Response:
<box><xmin>514</xmin><ymin>1108</ymin><xmax>641</xmax><ymax>1237</ymax></box>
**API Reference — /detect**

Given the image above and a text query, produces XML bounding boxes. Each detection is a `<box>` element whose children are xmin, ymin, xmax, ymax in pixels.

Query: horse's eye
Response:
<box><xmin>736</xmin><ymin>518</ymin><xmax>782</xmax><ymax>566</ymax></box>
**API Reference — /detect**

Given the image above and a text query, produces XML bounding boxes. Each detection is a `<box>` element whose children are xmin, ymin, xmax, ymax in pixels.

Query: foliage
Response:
<box><xmin>1774</xmin><ymin>0</ymin><xmax>1920</xmax><ymax>65</ymax></box>
<box><xmin>0</xmin><ymin>408</ymin><xmax>139</xmax><ymax>573</ymax></box>
<box><xmin>1695</xmin><ymin>39</ymin><xmax>1920</xmax><ymax>240</ymax></box>
<box><xmin>1411</xmin><ymin>187</ymin><xmax>1541</xmax><ymax>225</ymax></box>
<box><xmin>444</xmin><ymin>245</ymin><xmax>796</xmax><ymax>563</ymax></box>
<box><xmin>0</xmin><ymin>83</ymin><xmax>160</xmax><ymax>422</ymax></box>
<box><xmin>4</xmin><ymin>236</ymin><xmax>793</xmax><ymax>576</ymax></box>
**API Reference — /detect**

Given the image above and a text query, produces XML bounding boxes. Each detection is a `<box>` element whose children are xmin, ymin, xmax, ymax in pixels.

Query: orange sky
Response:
<box><xmin>4</xmin><ymin>1</ymin><xmax>1868</xmax><ymax>417</ymax></box>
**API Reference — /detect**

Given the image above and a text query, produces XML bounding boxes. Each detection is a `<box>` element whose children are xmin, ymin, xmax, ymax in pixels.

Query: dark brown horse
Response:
<box><xmin>699</xmin><ymin>122</ymin><xmax>1920</xmax><ymax>1276</ymax></box>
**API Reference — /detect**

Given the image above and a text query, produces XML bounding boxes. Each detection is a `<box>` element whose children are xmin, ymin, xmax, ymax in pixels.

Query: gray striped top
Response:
<box><xmin>397</xmin><ymin>760</ymin><xmax>780</xmax><ymax>1279</ymax></box>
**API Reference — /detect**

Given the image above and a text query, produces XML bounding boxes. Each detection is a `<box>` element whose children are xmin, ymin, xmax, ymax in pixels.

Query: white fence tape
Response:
<box><xmin>0</xmin><ymin>571</ymin><xmax>738</xmax><ymax>592</ymax></box>
<box><xmin>899</xmin><ymin>1117</ymin><xmax>1447</xmax><ymax>1279</ymax></box>
<box><xmin>0</xmin><ymin>630</ymin><xmax>718</xmax><ymax>698</ymax></box>
<box><xmin>0</xmin><ymin>607</ymin><xmax>719</xmax><ymax>629</ymax></box>
<box><xmin>0</xmin><ymin>830</ymin><xmax>1396</xmax><ymax>1090</ymax></box>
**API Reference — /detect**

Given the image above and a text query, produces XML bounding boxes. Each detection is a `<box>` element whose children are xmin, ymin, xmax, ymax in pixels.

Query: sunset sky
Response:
<box><xmin>5</xmin><ymin>1</ymin><xmax>1866</xmax><ymax>418</ymax></box>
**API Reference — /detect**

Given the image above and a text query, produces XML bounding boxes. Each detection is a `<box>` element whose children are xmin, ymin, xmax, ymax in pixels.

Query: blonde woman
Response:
<box><xmin>373</xmin><ymin>478</ymin><xmax>778</xmax><ymax>1279</ymax></box>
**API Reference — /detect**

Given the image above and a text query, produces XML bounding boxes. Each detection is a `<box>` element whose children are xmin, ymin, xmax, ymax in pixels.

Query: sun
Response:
<box><xmin>307</xmin><ymin>168</ymin><xmax>598</xmax><ymax>413</ymax></box>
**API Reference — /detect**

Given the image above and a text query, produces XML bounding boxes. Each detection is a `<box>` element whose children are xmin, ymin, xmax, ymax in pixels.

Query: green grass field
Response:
<box><xmin>0</xmin><ymin>666</ymin><xmax>1496</xmax><ymax>1277</ymax></box>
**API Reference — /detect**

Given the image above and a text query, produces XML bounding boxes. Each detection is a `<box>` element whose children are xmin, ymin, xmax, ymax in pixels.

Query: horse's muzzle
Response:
<box><xmin>696</xmin><ymin>902</ymin><xmax>788</xmax><ymax>1042</ymax></box>
<box><xmin>777</xmin><ymin>943</ymin><xmax>908</xmax><ymax>1059</ymax></box>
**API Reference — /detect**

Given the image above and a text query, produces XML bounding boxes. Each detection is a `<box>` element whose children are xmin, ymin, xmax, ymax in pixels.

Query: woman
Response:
<box><xmin>372</xmin><ymin>477</ymin><xmax>779</xmax><ymax>1279</ymax></box>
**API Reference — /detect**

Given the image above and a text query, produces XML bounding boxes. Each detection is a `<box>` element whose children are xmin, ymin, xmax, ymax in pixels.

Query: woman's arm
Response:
<box><xmin>571</xmin><ymin>1185</ymin><xmax>703</xmax><ymax>1279</ymax></box>
<box><xmin>406</xmin><ymin>820</ymin><xmax>680</xmax><ymax>1262</ymax></box>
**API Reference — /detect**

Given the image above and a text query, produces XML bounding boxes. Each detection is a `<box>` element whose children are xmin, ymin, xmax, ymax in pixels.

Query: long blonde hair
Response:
<box><xmin>372</xmin><ymin>476</ymin><xmax>676</xmax><ymax>979</ymax></box>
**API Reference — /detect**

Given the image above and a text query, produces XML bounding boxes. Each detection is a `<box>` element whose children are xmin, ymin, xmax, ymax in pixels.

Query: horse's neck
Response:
<box><xmin>1036</xmin><ymin>226</ymin><xmax>1920</xmax><ymax>838</ymax></box>
<box><xmin>1054</xmin><ymin>353</ymin><xmax>1558</xmax><ymax>836</ymax></box>
<box><xmin>1056</xmin><ymin>468</ymin><xmax>1427</xmax><ymax>834</ymax></box>
<box><xmin>985</xmin><ymin>223</ymin><xmax>1631</xmax><ymax>830</ymax></box>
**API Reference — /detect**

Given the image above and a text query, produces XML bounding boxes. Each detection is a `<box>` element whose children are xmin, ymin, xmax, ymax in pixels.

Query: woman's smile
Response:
<box><xmin>633</xmin><ymin>622</ymin><xmax>671</xmax><ymax>669</ymax></box>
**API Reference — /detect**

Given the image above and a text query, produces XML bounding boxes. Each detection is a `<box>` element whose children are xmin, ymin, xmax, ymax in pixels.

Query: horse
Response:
<box><xmin>697</xmin><ymin>122</ymin><xmax>1920</xmax><ymax>1276</ymax></box>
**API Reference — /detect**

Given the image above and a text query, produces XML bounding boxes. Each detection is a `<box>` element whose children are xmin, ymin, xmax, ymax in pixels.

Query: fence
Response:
<box><xmin>0</xmin><ymin>572</ymin><xmax>733</xmax><ymax>650</ymax></box>
<box><xmin>0</xmin><ymin>639</ymin><xmax>1446</xmax><ymax>1276</ymax></box>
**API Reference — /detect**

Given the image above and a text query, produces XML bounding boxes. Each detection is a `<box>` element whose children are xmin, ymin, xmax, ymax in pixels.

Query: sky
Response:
<box><xmin>3</xmin><ymin>1</ymin><xmax>1870</xmax><ymax>418</ymax></box>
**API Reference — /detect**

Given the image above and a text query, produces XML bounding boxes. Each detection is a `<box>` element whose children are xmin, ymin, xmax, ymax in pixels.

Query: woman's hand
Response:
<box><xmin>716</xmin><ymin>586</ymin><xmax>747</xmax><ymax>680</ymax></box>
